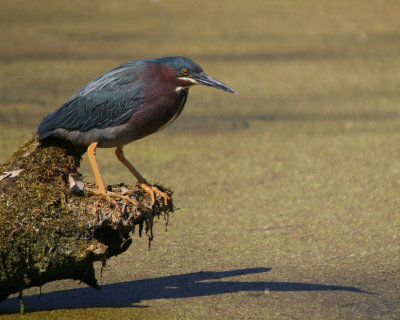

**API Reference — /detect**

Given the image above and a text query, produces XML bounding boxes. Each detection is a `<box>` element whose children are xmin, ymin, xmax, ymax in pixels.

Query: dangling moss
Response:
<box><xmin>0</xmin><ymin>136</ymin><xmax>173</xmax><ymax>302</ymax></box>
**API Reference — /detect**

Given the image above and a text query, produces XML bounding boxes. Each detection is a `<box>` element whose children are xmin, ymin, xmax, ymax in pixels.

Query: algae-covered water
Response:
<box><xmin>1</xmin><ymin>0</ymin><xmax>400</xmax><ymax>319</ymax></box>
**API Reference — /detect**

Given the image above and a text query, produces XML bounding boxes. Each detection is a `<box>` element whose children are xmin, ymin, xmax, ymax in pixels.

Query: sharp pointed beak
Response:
<box><xmin>192</xmin><ymin>72</ymin><xmax>237</xmax><ymax>94</ymax></box>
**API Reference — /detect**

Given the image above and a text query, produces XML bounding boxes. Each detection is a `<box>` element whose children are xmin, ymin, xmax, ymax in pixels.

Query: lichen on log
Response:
<box><xmin>0</xmin><ymin>136</ymin><xmax>173</xmax><ymax>302</ymax></box>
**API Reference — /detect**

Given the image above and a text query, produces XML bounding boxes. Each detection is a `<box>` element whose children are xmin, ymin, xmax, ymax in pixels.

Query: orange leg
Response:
<box><xmin>115</xmin><ymin>145</ymin><xmax>170</xmax><ymax>206</ymax></box>
<box><xmin>115</xmin><ymin>145</ymin><xmax>148</xmax><ymax>185</ymax></box>
<box><xmin>88</xmin><ymin>142</ymin><xmax>106</xmax><ymax>194</ymax></box>
<box><xmin>87</xmin><ymin>142</ymin><xmax>137</xmax><ymax>207</ymax></box>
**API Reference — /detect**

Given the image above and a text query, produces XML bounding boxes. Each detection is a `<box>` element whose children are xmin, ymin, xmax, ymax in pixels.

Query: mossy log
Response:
<box><xmin>0</xmin><ymin>137</ymin><xmax>173</xmax><ymax>302</ymax></box>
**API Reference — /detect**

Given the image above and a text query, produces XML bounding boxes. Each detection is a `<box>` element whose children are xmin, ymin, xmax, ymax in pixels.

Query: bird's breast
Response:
<box><xmin>155</xmin><ymin>90</ymin><xmax>187</xmax><ymax>133</ymax></box>
<box><xmin>127</xmin><ymin>87</ymin><xmax>188</xmax><ymax>139</ymax></box>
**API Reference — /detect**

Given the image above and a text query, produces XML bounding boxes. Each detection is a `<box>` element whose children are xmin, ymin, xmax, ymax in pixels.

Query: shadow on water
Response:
<box><xmin>168</xmin><ymin>111</ymin><xmax>400</xmax><ymax>135</ymax></box>
<box><xmin>1</xmin><ymin>30</ymin><xmax>399</xmax><ymax>63</ymax></box>
<box><xmin>0</xmin><ymin>267</ymin><xmax>370</xmax><ymax>314</ymax></box>
<box><xmin>2</xmin><ymin>110</ymin><xmax>399</xmax><ymax>135</ymax></box>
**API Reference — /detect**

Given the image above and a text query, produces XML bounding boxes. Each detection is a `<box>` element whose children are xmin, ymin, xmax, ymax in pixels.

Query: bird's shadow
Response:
<box><xmin>0</xmin><ymin>267</ymin><xmax>370</xmax><ymax>313</ymax></box>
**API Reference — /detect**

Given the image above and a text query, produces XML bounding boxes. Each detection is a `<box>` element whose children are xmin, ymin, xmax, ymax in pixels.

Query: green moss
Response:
<box><xmin>0</xmin><ymin>137</ymin><xmax>173</xmax><ymax>303</ymax></box>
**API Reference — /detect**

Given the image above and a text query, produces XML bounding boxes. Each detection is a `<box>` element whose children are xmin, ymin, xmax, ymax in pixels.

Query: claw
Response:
<box><xmin>87</xmin><ymin>187</ymin><xmax>138</xmax><ymax>208</ymax></box>
<box><xmin>141</xmin><ymin>184</ymin><xmax>170</xmax><ymax>206</ymax></box>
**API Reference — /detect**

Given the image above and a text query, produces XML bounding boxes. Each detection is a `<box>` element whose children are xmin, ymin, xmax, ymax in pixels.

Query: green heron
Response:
<box><xmin>38</xmin><ymin>56</ymin><xmax>236</xmax><ymax>204</ymax></box>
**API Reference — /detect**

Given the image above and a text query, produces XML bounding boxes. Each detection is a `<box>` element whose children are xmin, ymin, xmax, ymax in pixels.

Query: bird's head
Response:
<box><xmin>153</xmin><ymin>56</ymin><xmax>236</xmax><ymax>94</ymax></box>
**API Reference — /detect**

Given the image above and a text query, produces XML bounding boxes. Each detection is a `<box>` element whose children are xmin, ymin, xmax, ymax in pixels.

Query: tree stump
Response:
<box><xmin>0</xmin><ymin>137</ymin><xmax>173</xmax><ymax>303</ymax></box>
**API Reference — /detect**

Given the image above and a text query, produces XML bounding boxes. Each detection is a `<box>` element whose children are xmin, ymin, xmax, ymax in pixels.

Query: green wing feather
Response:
<box><xmin>38</xmin><ymin>61</ymin><xmax>146</xmax><ymax>140</ymax></box>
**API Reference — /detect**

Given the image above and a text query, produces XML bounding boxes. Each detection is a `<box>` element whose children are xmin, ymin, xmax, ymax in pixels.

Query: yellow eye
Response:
<box><xmin>181</xmin><ymin>68</ymin><xmax>189</xmax><ymax>76</ymax></box>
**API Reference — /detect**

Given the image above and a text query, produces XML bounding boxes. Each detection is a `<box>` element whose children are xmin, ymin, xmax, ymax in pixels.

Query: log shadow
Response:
<box><xmin>0</xmin><ymin>267</ymin><xmax>370</xmax><ymax>314</ymax></box>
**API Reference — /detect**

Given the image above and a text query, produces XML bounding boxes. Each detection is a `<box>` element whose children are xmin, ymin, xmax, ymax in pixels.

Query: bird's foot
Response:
<box><xmin>140</xmin><ymin>183</ymin><xmax>171</xmax><ymax>207</ymax></box>
<box><xmin>87</xmin><ymin>188</ymin><xmax>138</xmax><ymax>208</ymax></box>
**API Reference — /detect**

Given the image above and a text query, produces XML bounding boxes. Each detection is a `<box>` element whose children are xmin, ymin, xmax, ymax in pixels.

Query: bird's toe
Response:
<box><xmin>141</xmin><ymin>183</ymin><xmax>171</xmax><ymax>207</ymax></box>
